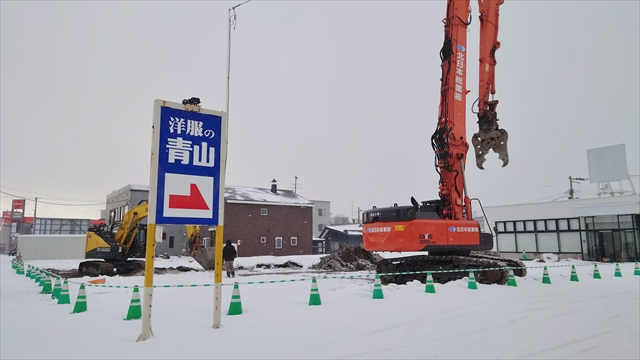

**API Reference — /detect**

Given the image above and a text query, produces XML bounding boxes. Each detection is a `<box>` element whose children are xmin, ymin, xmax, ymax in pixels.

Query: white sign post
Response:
<box><xmin>137</xmin><ymin>98</ymin><xmax>228</xmax><ymax>342</ymax></box>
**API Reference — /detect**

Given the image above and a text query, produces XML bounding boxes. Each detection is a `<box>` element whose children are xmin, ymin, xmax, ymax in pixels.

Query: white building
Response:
<box><xmin>311</xmin><ymin>200</ymin><xmax>330</xmax><ymax>237</ymax></box>
<box><xmin>476</xmin><ymin>194</ymin><xmax>639</xmax><ymax>262</ymax></box>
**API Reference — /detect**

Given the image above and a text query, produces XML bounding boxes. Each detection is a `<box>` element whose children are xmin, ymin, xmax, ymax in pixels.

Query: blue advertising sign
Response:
<box><xmin>151</xmin><ymin>101</ymin><xmax>226</xmax><ymax>225</ymax></box>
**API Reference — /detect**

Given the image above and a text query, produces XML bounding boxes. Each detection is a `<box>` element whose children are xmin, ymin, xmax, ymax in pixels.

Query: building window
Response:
<box><xmin>169</xmin><ymin>236</ymin><xmax>174</xmax><ymax>248</ymax></box>
<box><xmin>275</xmin><ymin>237</ymin><xmax>282</xmax><ymax>249</ymax></box>
<box><xmin>290</xmin><ymin>237</ymin><xmax>297</xmax><ymax>246</ymax></box>
<box><xmin>318</xmin><ymin>224</ymin><xmax>325</xmax><ymax>232</ymax></box>
<box><xmin>260</xmin><ymin>237</ymin><xmax>266</xmax><ymax>244</ymax></box>
<box><xmin>496</xmin><ymin>217</ymin><xmax>583</xmax><ymax>255</ymax></box>
<box><xmin>261</xmin><ymin>208</ymin><xmax>268</xmax><ymax>216</ymax></box>
<box><xmin>318</xmin><ymin>209</ymin><xmax>326</xmax><ymax>216</ymax></box>
<box><xmin>162</xmin><ymin>232</ymin><xmax>166</xmax><ymax>240</ymax></box>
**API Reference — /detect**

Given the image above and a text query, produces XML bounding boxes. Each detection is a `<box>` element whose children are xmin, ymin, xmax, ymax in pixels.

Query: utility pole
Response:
<box><xmin>32</xmin><ymin>197</ymin><xmax>38</xmax><ymax>234</ymax></box>
<box><xmin>568</xmin><ymin>176</ymin><xmax>588</xmax><ymax>200</ymax></box>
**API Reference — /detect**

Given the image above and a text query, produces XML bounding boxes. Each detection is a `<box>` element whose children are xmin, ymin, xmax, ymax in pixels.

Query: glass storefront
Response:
<box><xmin>584</xmin><ymin>214</ymin><xmax>639</xmax><ymax>262</ymax></box>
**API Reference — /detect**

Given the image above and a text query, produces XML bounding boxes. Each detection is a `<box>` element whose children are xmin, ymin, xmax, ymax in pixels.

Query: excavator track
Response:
<box><xmin>79</xmin><ymin>260</ymin><xmax>145</xmax><ymax>277</ymax></box>
<box><xmin>376</xmin><ymin>252</ymin><xmax>527</xmax><ymax>286</ymax></box>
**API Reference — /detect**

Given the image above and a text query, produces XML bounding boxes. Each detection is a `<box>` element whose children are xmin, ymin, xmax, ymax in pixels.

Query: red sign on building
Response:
<box><xmin>12</xmin><ymin>199</ymin><xmax>25</xmax><ymax>210</ymax></box>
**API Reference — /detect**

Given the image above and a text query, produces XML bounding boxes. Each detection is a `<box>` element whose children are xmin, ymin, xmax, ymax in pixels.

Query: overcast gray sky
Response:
<box><xmin>1</xmin><ymin>0</ymin><xmax>639</xmax><ymax>220</ymax></box>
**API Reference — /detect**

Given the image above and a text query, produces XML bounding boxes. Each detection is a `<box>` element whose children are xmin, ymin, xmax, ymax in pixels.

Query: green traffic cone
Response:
<box><xmin>38</xmin><ymin>272</ymin><xmax>47</xmax><ymax>287</ymax></box>
<box><xmin>425</xmin><ymin>271</ymin><xmax>436</xmax><ymax>294</ymax></box>
<box><xmin>593</xmin><ymin>264</ymin><xmax>602</xmax><ymax>279</ymax></box>
<box><xmin>17</xmin><ymin>263</ymin><xmax>24</xmax><ymax>275</ymax></box>
<box><xmin>309</xmin><ymin>277</ymin><xmax>321</xmax><ymax>306</ymax></box>
<box><xmin>614</xmin><ymin>263</ymin><xmax>622</xmax><ymax>277</ymax></box>
<box><xmin>33</xmin><ymin>268</ymin><xmax>41</xmax><ymax>283</ymax></box>
<box><xmin>40</xmin><ymin>276</ymin><xmax>53</xmax><ymax>294</ymax></box>
<box><xmin>51</xmin><ymin>277</ymin><xmax>61</xmax><ymax>299</ymax></box>
<box><xmin>634</xmin><ymin>262</ymin><xmax>640</xmax><ymax>276</ymax></box>
<box><xmin>372</xmin><ymin>275</ymin><xmax>384</xmax><ymax>299</ymax></box>
<box><xmin>570</xmin><ymin>265</ymin><xmax>579</xmax><ymax>282</ymax></box>
<box><xmin>227</xmin><ymin>282</ymin><xmax>243</xmax><ymax>315</ymax></box>
<box><xmin>26</xmin><ymin>266</ymin><xmax>32</xmax><ymax>279</ymax></box>
<box><xmin>542</xmin><ymin>266</ymin><xmax>551</xmax><ymax>284</ymax></box>
<box><xmin>521</xmin><ymin>250</ymin><xmax>527</xmax><ymax>260</ymax></box>
<box><xmin>12</xmin><ymin>260</ymin><xmax>16</xmax><ymax>270</ymax></box>
<box><xmin>468</xmin><ymin>270</ymin><xmax>478</xmax><ymax>290</ymax></box>
<box><xmin>72</xmin><ymin>284</ymin><xmax>87</xmax><ymax>314</ymax></box>
<box><xmin>124</xmin><ymin>286</ymin><xmax>142</xmax><ymax>320</ymax></box>
<box><xmin>507</xmin><ymin>268</ymin><xmax>518</xmax><ymax>287</ymax></box>
<box><xmin>57</xmin><ymin>280</ymin><xmax>71</xmax><ymax>305</ymax></box>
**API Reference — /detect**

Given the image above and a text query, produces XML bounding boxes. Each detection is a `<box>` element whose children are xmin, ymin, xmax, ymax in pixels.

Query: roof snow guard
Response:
<box><xmin>225</xmin><ymin>186</ymin><xmax>313</xmax><ymax>207</ymax></box>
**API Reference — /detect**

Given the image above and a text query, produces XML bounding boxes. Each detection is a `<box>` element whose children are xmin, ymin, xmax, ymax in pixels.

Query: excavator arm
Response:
<box><xmin>186</xmin><ymin>225</ymin><xmax>204</xmax><ymax>254</ymax></box>
<box><xmin>472</xmin><ymin>0</ymin><xmax>509</xmax><ymax>169</ymax></box>
<box><xmin>113</xmin><ymin>202</ymin><xmax>149</xmax><ymax>256</ymax></box>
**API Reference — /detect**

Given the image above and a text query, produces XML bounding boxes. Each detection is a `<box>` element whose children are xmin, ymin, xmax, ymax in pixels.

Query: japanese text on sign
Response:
<box><xmin>449</xmin><ymin>226</ymin><xmax>478</xmax><ymax>233</ymax></box>
<box><xmin>454</xmin><ymin>45</ymin><xmax>465</xmax><ymax>102</ymax></box>
<box><xmin>366</xmin><ymin>226</ymin><xmax>391</xmax><ymax>233</ymax></box>
<box><xmin>167</xmin><ymin>117</ymin><xmax>216</xmax><ymax>168</ymax></box>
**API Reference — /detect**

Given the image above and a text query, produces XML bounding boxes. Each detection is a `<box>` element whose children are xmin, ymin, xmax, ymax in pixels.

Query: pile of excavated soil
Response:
<box><xmin>255</xmin><ymin>261</ymin><xmax>303</xmax><ymax>270</ymax></box>
<box><xmin>310</xmin><ymin>243</ymin><xmax>383</xmax><ymax>271</ymax></box>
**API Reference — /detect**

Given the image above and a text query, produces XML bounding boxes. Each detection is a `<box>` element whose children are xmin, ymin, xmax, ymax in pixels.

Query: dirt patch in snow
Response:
<box><xmin>42</xmin><ymin>266</ymin><xmax>200</xmax><ymax>279</ymax></box>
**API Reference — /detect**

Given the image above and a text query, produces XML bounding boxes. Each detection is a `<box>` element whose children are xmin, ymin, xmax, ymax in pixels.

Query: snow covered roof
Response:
<box><xmin>107</xmin><ymin>184</ymin><xmax>314</xmax><ymax>207</ymax></box>
<box><xmin>224</xmin><ymin>186</ymin><xmax>313</xmax><ymax>207</ymax></box>
<box><xmin>324</xmin><ymin>224</ymin><xmax>363</xmax><ymax>236</ymax></box>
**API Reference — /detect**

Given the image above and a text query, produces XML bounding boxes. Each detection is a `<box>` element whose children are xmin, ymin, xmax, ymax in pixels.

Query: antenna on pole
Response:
<box><xmin>290</xmin><ymin>175</ymin><xmax>302</xmax><ymax>194</ymax></box>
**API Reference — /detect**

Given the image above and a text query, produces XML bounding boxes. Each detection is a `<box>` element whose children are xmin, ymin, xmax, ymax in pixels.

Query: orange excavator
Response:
<box><xmin>362</xmin><ymin>0</ymin><xmax>525</xmax><ymax>285</ymax></box>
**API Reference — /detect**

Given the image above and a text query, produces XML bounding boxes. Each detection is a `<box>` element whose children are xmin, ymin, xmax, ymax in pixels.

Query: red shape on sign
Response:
<box><xmin>168</xmin><ymin>183</ymin><xmax>210</xmax><ymax>210</ymax></box>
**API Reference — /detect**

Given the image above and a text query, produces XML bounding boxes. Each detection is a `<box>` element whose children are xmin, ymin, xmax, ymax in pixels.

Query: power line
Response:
<box><xmin>0</xmin><ymin>185</ymin><xmax>104</xmax><ymax>202</ymax></box>
<box><xmin>0</xmin><ymin>191</ymin><xmax>106</xmax><ymax>207</ymax></box>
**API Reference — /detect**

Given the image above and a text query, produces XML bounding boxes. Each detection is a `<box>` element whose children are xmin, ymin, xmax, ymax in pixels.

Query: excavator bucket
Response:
<box><xmin>472</xmin><ymin>100</ymin><xmax>509</xmax><ymax>169</ymax></box>
<box><xmin>191</xmin><ymin>247</ymin><xmax>215</xmax><ymax>271</ymax></box>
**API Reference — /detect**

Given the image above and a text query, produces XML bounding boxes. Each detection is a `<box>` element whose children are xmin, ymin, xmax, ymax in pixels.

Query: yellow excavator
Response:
<box><xmin>79</xmin><ymin>200</ymin><xmax>205</xmax><ymax>276</ymax></box>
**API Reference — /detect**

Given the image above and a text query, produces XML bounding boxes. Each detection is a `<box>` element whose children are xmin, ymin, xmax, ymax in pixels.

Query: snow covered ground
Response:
<box><xmin>1</xmin><ymin>254</ymin><xmax>639</xmax><ymax>359</ymax></box>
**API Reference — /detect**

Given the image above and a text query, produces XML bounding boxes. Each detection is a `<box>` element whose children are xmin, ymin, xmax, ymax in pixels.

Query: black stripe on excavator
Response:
<box><xmin>418</xmin><ymin>232</ymin><xmax>494</xmax><ymax>252</ymax></box>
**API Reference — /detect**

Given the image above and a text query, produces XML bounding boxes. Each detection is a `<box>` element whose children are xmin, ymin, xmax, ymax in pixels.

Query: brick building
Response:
<box><xmin>104</xmin><ymin>181</ymin><xmax>318</xmax><ymax>257</ymax></box>
<box><xmin>205</xmin><ymin>180</ymin><xmax>314</xmax><ymax>257</ymax></box>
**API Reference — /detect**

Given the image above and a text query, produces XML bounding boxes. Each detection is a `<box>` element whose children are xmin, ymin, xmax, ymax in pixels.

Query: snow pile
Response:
<box><xmin>540</xmin><ymin>253</ymin><xmax>560</xmax><ymax>262</ymax></box>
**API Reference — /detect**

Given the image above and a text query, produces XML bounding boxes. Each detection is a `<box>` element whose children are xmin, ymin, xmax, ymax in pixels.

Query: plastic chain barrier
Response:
<box><xmin>14</xmin><ymin>261</ymin><xmax>626</xmax><ymax>289</ymax></box>
<box><xmin>376</xmin><ymin>262</ymin><xmax>603</xmax><ymax>277</ymax></box>
<box><xmin>55</xmin><ymin>274</ymin><xmax>378</xmax><ymax>289</ymax></box>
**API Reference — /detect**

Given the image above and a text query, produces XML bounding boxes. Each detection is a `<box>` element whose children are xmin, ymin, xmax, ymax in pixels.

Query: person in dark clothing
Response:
<box><xmin>222</xmin><ymin>239</ymin><xmax>237</xmax><ymax>278</ymax></box>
